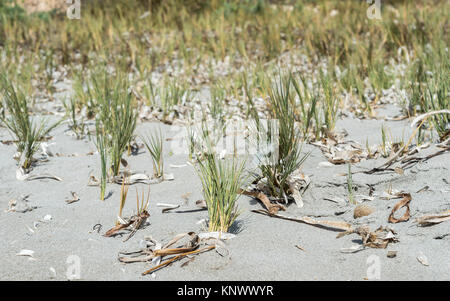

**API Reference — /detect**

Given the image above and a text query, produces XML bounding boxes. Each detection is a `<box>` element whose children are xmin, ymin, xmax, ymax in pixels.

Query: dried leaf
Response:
<box><xmin>241</xmin><ymin>190</ymin><xmax>286</xmax><ymax>214</ymax></box>
<box><xmin>142</xmin><ymin>245</ymin><xmax>215</xmax><ymax>275</ymax></box>
<box><xmin>252</xmin><ymin>209</ymin><xmax>352</xmax><ymax>232</ymax></box>
<box><xmin>415</xmin><ymin>186</ymin><xmax>429</xmax><ymax>193</ymax></box>
<box><xmin>5</xmin><ymin>195</ymin><xmax>35</xmax><ymax>213</ymax></box>
<box><xmin>65</xmin><ymin>191</ymin><xmax>80</xmax><ymax>204</ymax></box>
<box><xmin>104</xmin><ymin>223</ymin><xmax>130</xmax><ymax>237</ymax></box>
<box><xmin>162</xmin><ymin>206</ymin><xmax>180</xmax><ymax>213</ymax></box>
<box><xmin>87</xmin><ymin>175</ymin><xmax>100</xmax><ymax>186</ymax></box>
<box><xmin>286</xmin><ymin>173</ymin><xmax>310</xmax><ymax>208</ymax></box>
<box><xmin>324</xmin><ymin>196</ymin><xmax>346</xmax><ymax>205</ymax></box>
<box><xmin>388</xmin><ymin>193</ymin><xmax>411</xmax><ymax>223</ymax></box>
<box><xmin>416</xmin><ymin>211</ymin><xmax>450</xmax><ymax>226</ymax></box>
<box><xmin>295</xmin><ymin>245</ymin><xmax>305</xmax><ymax>252</ymax></box>
<box><xmin>104</xmin><ymin>210</ymin><xmax>150</xmax><ymax>241</ymax></box>
<box><xmin>157</xmin><ymin>203</ymin><xmax>181</xmax><ymax>213</ymax></box>
<box><xmin>118</xmin><ymin>232</ymin><xmax>215</xmax><ymax>275</ymax></box>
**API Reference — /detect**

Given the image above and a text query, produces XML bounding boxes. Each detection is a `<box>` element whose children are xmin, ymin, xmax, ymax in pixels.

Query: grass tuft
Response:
<box><xmin>1</xmin><ymin>77</ymin><xmax>60</xmax><ymax>169</ymax></box>
<box><xmin>141</xmin><ymin>128</ymin><xmax>164</xmax><ymax>179</ymax></box>
<box><xmin>196</xmin><ymin>151</ymin><xmax>246</xmax><ymax>233</ymax></box>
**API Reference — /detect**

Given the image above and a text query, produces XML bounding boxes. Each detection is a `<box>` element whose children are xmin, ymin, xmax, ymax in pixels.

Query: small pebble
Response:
<box><xmin>387</xmin><ymin>251</ymin><xmax>397</xmax><ymax>258</ymax></box>
<box><xmin>353</xmin><ymin>204</ymin><xmax>375</xmax><ymax>219</ymax></box>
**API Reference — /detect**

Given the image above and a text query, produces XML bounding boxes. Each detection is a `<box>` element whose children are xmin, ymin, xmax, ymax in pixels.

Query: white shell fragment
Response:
<box><xmin>417</xmin><ymin>253</ymin><xmax>429</xmax><ymax>266</ymax></box>
<box><xmin>340</xmin><ymin>244</ymin><xmax>364</xmax><ymax>253</ymax></box>
<box><xmin>43</xmin><ymin>214</ymin><xmax>53</xmax><ymax>221</ymax></box>
<box><xmin>16</xmin><ymin>249</ymin><xmax>35</xmax><ymax>257</ymax></box>
<box><xmin>49</xmin><ymin>267</ymin><xmax>56</xmax><ymax>277</ymax></box>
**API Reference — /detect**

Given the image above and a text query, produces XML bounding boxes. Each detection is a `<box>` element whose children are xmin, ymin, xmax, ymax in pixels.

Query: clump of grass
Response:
<box><xmin>72</xmin><ymin>72</ymin><xmax>96</xmax><ymax>120</ymax></box>
<box><xmin>254</xmin><ymin>73</ymin><xmax>309</xmax><ymax>201</ymax></box>
<box><xmin>209</xmin><ymin>81</ymin><xmax>226</xmax><ymax>127</ymax></box>
<box><xmin>318</xmin><ymin>70</ymin><xmax>339</xmax><ymax>134</ymax></box>
<box><xmin>379</xmin><ymin>124</ymin><xmax>406</xmax><ymax>158</ymax></box>
<box><xmin>291</xmin><ymin>73</ymin><xmax>318</xmax><ymax>138</ymax></box>
<box><xmin>402</xmin><ymin>41</ymin><xmax>449</xmax><ymax>141</ymax></box>
<box><xmin>186</xmin><ymin>121</ymin><xmax>197</xmax><ymax>162</ymax></box>
<box><xmin>142</xmin><ymin>78</ymin><xmax>157</xmax><ymax>106</ymax></box>
<box><xmin>63</xmin><ymin>97</ymin><xmax>86</xmax><ymax>139</ymax></box>
<box><xmin>189</xmin><ymin>115</ymin><xmax>248</xmax><ymax>232</ymax></box>
<box><xmin>292</xmin><ymin>70</ymin><xmax>340</xmax><ymax>140</ymax></box>
<box><xmin>141</xmin><ymin>128</ymin><xmax>164</xmax><ymax>179</ymax></box>
<box><xmin>0</xmin><ymin>77</ymin><xmax>60</xmax><ymax>169</ymax></box>
<box><xmin>93</xmin><ymin>71</ymin><xmax>137</xmax><ymax>176</ymax></box>
<box><xmin>159</xmin><ymin>78</ymin><xmax>192</xmax><ymax>120</ymax></box>
<box><xmin>196</xmin><ymin>151</ymin><xmax>246</xmax><ymax>233</ymax></box>
<box><xmin>422</xmin><ymin>67</ymin><xmax>449</xmax><ymax>140</ymax></box>
<box><xmin>368</xmin><ymin>57</ymin><xmax>392</xmax><ymax>95</ymax></box>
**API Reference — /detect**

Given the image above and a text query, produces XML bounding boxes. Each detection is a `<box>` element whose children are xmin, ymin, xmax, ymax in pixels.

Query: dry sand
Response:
<box><xmin>1</xmin><ymin>102</ymin><xmax>449</xmax><ymax>281</ymax></box>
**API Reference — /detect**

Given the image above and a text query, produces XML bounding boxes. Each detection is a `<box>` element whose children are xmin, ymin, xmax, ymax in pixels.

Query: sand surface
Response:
<box><xmin>1</xmin><ymin>102</ymin><xmax>449</xmax><ymax>281</ymax></box>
